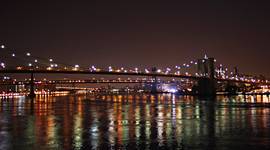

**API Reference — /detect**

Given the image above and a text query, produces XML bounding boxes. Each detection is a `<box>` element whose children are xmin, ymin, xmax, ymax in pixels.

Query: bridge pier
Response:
<box><xmin>196</xmin><ymin>57</ymin><xmax>216</xmax><ymax>96</ymax></box>
<box><xmin>151</xmin><ymin>67</ymin><xmax>158</xmax><ymax>94</ymax></box>
<box><xmin>197</xmin><ymin>78</ymin><xmax>216</xmax><ymax>96</ymax></box>
<box><xmin>151</xmin><ymin>75</ymin><xmax>158</xmax><ymax>94</ymax></box>
<box><xmin>28</xmin><ymin>72</ymin><xmax>36</xmax><ymax>99</ymax></box>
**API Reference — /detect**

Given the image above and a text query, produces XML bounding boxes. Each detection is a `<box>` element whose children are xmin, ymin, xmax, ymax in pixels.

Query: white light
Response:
<box><xmin>91</xmin><ymin>65</ymin><xmax>96</xmax><ymax>70</ymax></box>
<box><xmin>12</xmin><ymin>53</ymin><xmax>16</xmax><ymax>57</ymax></box>
<box><xmin>75</xmin><ymin>65</ymin><xmax>79</xmax><ymax>68</ymax></box>
<box><xmin>168</xmin><ymin>88</ymin><xmax>177</xmax><ymax>93</ymax></box>
<box><xmin>34</xmin><ymin>59</ymin><xmax>38</xmax><ymax>62</ymax></box>
<box><xmin>28</xmin><ymin>63</ymin><xmax>32</xmax><ymax>67</ymax></box>
<box><xmin>108</xmin><ymin>66</ymin><xmax>113</xmax><ymax>72</ymax></box>
<box><xmin>204</xmin><ymin>54</ymin><xmax>208</xmax><ymax>59</ymax></box>
<box><xmin>54</xmin><ymin>64</ymin><xmax>58</xmax><ymax>67</ymax></box>
<box><xmin>1</xmin><ymin>45</ymin><xmax>5</xmax><ymax>49</ymax></box>
<box><xmin>49</xmin><ymin>58</ymin><xmax>53</xmax><ymax>62</ymax></box>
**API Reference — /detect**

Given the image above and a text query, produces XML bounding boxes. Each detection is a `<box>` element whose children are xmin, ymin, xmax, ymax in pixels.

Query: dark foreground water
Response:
<box><xmin>0</xmin><ymin>94</ymin><xmax>270</xmax><ymax>150</ymax></box>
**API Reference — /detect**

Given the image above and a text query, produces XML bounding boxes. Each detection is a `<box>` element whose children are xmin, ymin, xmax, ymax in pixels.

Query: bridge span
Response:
<box><xmin>0</xmin><ymin>69</ymin><xmax>267</xmax><ymax>84</ymax></box>
<box><xmin>0</xmin><ymin>54</ymin><xmax>269</xmax><ymax>98</ymax></box>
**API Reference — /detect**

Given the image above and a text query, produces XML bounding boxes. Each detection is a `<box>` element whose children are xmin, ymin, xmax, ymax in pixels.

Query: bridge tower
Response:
<box><xmin>196</xmin><ymin>56</ymin><xmax>216</xmax><ymax>96</ymax></box>
<box><xmin>151</xmin><ymin>67</ymin><xmax>158</xmax><ymax>93</ymax></box>
<box><xmin>28</xmin><ymin>72</ymin><xmax>36</xmax><ymax>99</ymax></box>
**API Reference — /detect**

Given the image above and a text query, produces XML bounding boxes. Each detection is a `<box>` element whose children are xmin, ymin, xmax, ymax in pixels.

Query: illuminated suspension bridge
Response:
<box><xmin>0</xmin><ymin>43</ymin><xmax>269</xmax><ymax>98</ymax></box>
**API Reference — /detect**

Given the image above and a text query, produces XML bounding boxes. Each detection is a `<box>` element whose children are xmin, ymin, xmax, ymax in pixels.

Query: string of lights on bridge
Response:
<box><xmin>0</xmin><ymin>43</ymin><xmax>268</xmax><ymax>84</ymax></box>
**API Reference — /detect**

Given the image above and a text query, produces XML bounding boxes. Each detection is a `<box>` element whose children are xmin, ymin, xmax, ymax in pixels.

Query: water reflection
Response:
<box><xmin>0</xmin><ymin>94</ymin><xmax>270</xmax><ymax>149</ymax></box>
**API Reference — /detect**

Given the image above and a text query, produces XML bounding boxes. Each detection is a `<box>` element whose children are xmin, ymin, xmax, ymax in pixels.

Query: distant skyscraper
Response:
<box><xmin>233</xmin><ymin>67</ymin><xmax>239</xmax><ymax>76</ymax></box>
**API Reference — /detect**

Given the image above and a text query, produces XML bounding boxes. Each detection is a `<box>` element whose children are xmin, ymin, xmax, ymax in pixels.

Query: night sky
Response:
<box><xmin>1</xmin><ymin>1</ymin><xmax>270</xmax><ymax>77</ymax></box>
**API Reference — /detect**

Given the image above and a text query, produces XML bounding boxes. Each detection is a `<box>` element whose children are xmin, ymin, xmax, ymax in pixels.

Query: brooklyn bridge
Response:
<box><xmin>0</xmin><ymin>44</ymin><xmax>269</xmax><ymax>98</ymax></box>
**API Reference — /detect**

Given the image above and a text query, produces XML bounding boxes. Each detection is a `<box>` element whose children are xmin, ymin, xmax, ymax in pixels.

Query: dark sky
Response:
<box><xmin>1</xmin><ymin>1</ymin><xmax>270</xmax><ymax>76</ymax></box>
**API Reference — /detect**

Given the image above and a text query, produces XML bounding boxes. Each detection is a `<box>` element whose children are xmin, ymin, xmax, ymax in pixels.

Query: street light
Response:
<box><xmin>1</xmin><ymin>62</ymin><xmax>5</xmax><ymax>68</ymax></box>
<box><xmin>1</xmin><ymin>45</ymin><xmax>5</xmax><ymax>49</ymax></box>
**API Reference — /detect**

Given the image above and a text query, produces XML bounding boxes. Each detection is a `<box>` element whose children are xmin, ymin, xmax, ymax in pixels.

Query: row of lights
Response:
<box><xmin>1</xmin><ymin>44</ymin><xmax>61</xmax><ymax>69</ymax></box>
<box><xmin>2</xmin><ymin>43</ymin><xmax>199</xmax><ymax>75</ymax></box>
<box><xmin>1</xmin><ymin>43</ymin><xmax>268</xmax><ymax>84</ymax></box>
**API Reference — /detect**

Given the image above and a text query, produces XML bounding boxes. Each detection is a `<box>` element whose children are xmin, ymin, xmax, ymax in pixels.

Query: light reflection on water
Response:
<box><xmin>0</xmin><ymin>94</ymin><xmax>270</xmax><ymax>149</ymax></box>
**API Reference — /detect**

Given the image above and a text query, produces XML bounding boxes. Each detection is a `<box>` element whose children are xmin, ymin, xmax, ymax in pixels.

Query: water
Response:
<box><xmin>0</xmin><ymin>94</ymin><xmax>270</xmax><ymax>150</ymax></box>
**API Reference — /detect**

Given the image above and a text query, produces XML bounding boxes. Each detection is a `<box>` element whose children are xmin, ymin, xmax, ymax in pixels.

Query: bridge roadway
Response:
<box><xmin>0</xmin><ymin>79</ymin><xmax>159</xmax><ymax>85</ymax></box>
<box><xmin>0</xmin><ymin>69</ymin><xmax>268</xmax><ymax>85</ymax></box>
<box><xmin>0</xmin><ymin>69</ymin><xmax>203</xmax><ymax>79</ymax></box>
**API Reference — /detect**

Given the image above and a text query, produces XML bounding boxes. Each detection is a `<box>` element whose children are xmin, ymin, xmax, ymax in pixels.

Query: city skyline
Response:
<box><xmin>1</xmin><ymin>2</ymin><xmax>270</xmax><ymax>149</ymax></box>
<box><xmin>1</xmin><ymin>1</ymin><xmax>270</xmax><ymax>77</ymax></box>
